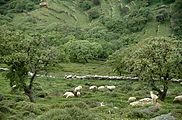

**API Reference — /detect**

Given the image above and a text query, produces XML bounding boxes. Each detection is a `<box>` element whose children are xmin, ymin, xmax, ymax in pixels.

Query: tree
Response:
<box><xmin>0</xmin><ymin>29</ymin><xmax>59</xmax><ymax>102</ymax></box>
<box><xmin>109</xmin><ymin>37</ymin><xmax>182</xmax><ymax>101</ymax></box>
<box><xmin>64</xmin><ymin>40</ymin><xmax>102</xmax><ymax>63</ymax></box>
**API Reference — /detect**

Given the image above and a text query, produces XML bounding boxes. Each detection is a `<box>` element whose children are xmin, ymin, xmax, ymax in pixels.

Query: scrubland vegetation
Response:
<box><xmin>0</xmin><ymin>0</ymin><xmax>182</xmax><ymax>119</ymax></box>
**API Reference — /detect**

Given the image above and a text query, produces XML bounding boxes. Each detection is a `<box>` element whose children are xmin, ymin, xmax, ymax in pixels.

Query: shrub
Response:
<box><xmin>156</xmin><ymin>8</ymin><xmax>169</xmax><ymax>23</ymax></box>
<box><xmin>87</xmin><ymin>8</ymin><xmax>100</xmax><ymax>20</ymax></box>
<box><xmin>36</xmin><ymin>107</ymin><xmax>100</xmax><ymax>120</ymax></box>
<box><xmin>92</xmin><ymin>0</ymin><xmax>100</xmax><ymax>5</ymax></box>
<box><xmin>126</xmin><ymin>110</ymin><xmax>147</xmax><ymax>119</ymax></box>
<box><xmin>79</xmin><ymin>1</ymin><xmax>93</xmax><ymax>11</ymax></box>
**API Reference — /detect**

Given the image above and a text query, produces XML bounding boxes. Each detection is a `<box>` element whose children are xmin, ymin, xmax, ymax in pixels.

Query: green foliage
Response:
<box><xmin>79</xmin><ymin>0</ymin><xmax>93</xmax><ymax>11</ymax></box>
<box><xmin>64</xmin><ymin>40</ymin><xmax>103</xmax><ymax>63</ymax></box>
<box><xmin>109</xmin><ymin>37</ymin><xmax>182</xmax><ymax>100</ymax></box>
<box><xmin>0</xmin><ymin>0</ymin><xmax>37</xmax><ymax>14</ymax></box>
<box><xmin>36</xmin><ymin>107</ymin><xmax>99</xmax><ymax>120</ymax></box>
<box><xmin>87</xmin><ymin>7</ymin><xmax>100</xmax><ymax>20</ymax></box>
<box><xmin>0</xmin><ymin>29</ymin><xmax>60</xmax><ymax>102</ymax></box>
<box><xmin>163</xmin><ymin>0</ymin><xmax>175</xmax><ymax>4</ymax></box>
<box><xmin>171</xmin><ymin>0</ymin><xmax>182</xmax><ymax>38</ymax></box>
<box><xmin>92</xmin><ymin>0</ymin><xmax>100</xmax><ymax>5</ymax></box>
<box><xmin>102</xmin><ymin>7</ymin><xmax>151</xmax><ymax>34</ymax></box>
<box><xmin>156</xmin><ymin>8</ymin><xmax>169</xmax><ymax>23</ymax></box>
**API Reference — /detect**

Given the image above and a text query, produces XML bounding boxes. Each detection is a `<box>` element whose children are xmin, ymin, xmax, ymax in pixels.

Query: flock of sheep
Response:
<box><xmin>63</xmin><ymin>85</ymin><xmax>116</xmax><ymax>98</ymax></box>
<box><xmin>63</xmin><ymin>85</ymin><xmax>182</xmax><ymax>107</ymax></box>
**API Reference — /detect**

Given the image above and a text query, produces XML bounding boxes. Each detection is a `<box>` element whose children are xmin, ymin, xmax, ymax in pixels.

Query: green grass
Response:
<box><xmin>0</xmin><ymin>68</ymin><xmax>182</xmax><ymax>120</ymax></box>
<box><xmin>48</xmin><ymin>61</ymin><xmax>116</xmax><ymax>77</ymax></box>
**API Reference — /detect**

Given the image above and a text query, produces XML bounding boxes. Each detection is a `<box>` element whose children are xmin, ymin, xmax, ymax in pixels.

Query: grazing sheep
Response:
<box><xmin>100</xmin><ymin>102</ymin><xmax>105</xmax><ymax>107</ymax></box>
<box><xmin>98</xmin><ymin>86</ymin><xmax>105</xmax><ymax>91</ymax></box>
<box><xmin>106</xmin><ymin>85</ymin><xmax>116</xmax><ymax>91</ymax></box>
<box><xmin>130</xmin><ymin>98</ymin><xmax>153</xmax><ymax>106</ymax></box>
<box><xmin>150</xmin><ymin>91</ymin><xmax>158</xmax><ymax>103</ymax></box>
<box><xmin>74</xmin><ymin>85</ymin><xmax>82</xmax><ymax>92</ymax></box>
<box><xmin>39</xmin><ymin>1</ymin><xmax>48</xmax><ymax>8</ymax></box>
<box><xmin>89</xmin><ymin>86</ymin><xmax>97</xmax><ymax>91</ymax></box>
<box><xmin>76</xmin><ymin>91</ymin><xmax>81</xmax><ymax>97</ymax></box>
<box><xmin>173</xmin><ymin>95</ymin><xmax>182</xmax><ymax>103</ymax></box>
<box><xmin>128</xmin><ymin>97</ymin><xmax>136</xmax><ymax>103</ymax></box>
<box><xmin>12</xmin><ymin>85</ymin><xmax>17</xmax><ymax>88</ymax></box>
<box><xmin>63</xmin><ymin>92</ymin><xmax>75</xmax><ymax>98</ymax></box>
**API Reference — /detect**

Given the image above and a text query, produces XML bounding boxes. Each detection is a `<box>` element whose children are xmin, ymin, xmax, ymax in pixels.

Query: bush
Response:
<box><xmin>87</xmin><ymin>8</ymin><xmax>100</xmax><ymax>20</ymax></box>
<box><xmin>156</xmin><ymin>8</ymin><xmax>169</xmax><ymax>23</ymax></box>
<box><xmin>126</xmin><ymin>109</ymin><xmax>147</xmax><ymax>119</ymax></box>
<box><xmin>36</xmin><ymin>107</ymin><xmax>100</xmax><ymax>120</ymax></box>
<box><xmin>92</xmin><ymin>0</ymin><xmax>100</xmax><ymax>5</ymax></box>
<box><xmin>15</xmin><ymin>101</ymin><xmax>48</xmax><ymax>115</ymax></box>
<box><xmin>79</xmin><ymin>1</ymin><xmax>93</xmax><ymax>11</ymax></box>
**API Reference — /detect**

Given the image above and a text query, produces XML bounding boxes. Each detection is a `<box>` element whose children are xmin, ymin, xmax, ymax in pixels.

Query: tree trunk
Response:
<box><xmin>24</xmin><ymin>71</ymin><xmax>37</xmax><ymax>102</ymax></box>
<box><xmin>158</xmin><ymin>90</ymin><xmax>167</xmax><ymax>101</ymax></box>
<box><xmin>24</xmin><ymin>87</ymin><xmax>35</xmax><ymax>103</ymax></box>
<box><xmin>158</xmin><ymin>83</ymin><xmax>168</xmax><ymax>101</ymax></box>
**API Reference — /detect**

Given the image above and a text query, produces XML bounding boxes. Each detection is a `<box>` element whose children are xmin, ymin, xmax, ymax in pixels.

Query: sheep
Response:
<box><xmin>12</xmin><ymin>84</ymin><xmax>17</xmax><ymax>88</ymax></box>
<box><xmin>76</xmin><ymin>91</ymin><xmax>81</xmax><ymax>97</ymax></box>
<box><xmin>150</xmin><ymin>91</ymin><xmax>158</xmax><ymax>103</ymax></box>
<box><xmin>74</xmin><ymin>85</ymin><xmax>82</xmax><ymax>92</ymax></box>
<box><xmin>128</xmin><ymin>97</ymin><xmax>136</xmax><ymax>103</ymax></box>
<box><xmin>106</xmin><ymin>85</ymin><xmax>116</xmax><ymax>91</ymax></box>
<box><xmin>39</xmin><ymin>2</ymin><xmax>48</xmax><ymax>8</ymax></box>
<box><xmin>173</xmin><ymin>95</ymin><xmax>182</xmax><ymax>103</ymax></box>
<box><xmin>89</xmin><ymin>86</ymin><xmax>97</xmax><ymax>92</ymax></box>
<box><xmin>130</xmin><ymin>98</ymin><xmax>153</xmax><ymax>106</ymax></box>
<box><xmin>98</xmin><ymin>86</ymin><xmax>105</xmax><ymax>91</ymax></box>
<box><xmin>100</xmin><ymin>102</ymin><xmax>105</xmax><ymax>107</ymax></box>
<box><xmin>63</xmin><ymin>92</ymin><xmax>75</xmax><ymax>98</ymax></box>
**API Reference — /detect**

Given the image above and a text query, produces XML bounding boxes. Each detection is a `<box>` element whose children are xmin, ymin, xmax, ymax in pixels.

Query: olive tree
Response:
<box><xmin>0</xmin><ymin>29</ymin><xmax>58</xmax><ymax>102</ymax></box>
<box><xmin>109</xmin><ymin>37</ymin><xmax>182</xmax><ymax>101</ymax></box>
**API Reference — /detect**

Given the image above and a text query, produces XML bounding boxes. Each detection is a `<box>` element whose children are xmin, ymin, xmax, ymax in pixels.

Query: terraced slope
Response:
<box><xmin>11</xmin><ymin>0</ymin><xmax>170</xmax><ymax>38</ymax></box>
<box><xmin>12</xmin><ymin>0</ymin><xmax>90</xmax><ymax>29</ymax></box>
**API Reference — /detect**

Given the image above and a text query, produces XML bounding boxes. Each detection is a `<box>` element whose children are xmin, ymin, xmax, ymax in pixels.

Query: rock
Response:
<box><xmin>150</xmin><ymin>113</ymin><xmax>176</xmax><ymax>120</ymax></box>
<box><xmin>173</xmin><ymin>95</ymin><xmax>182</xmax><ymax>103</ymax></box>
<box><xmin>140</xmin><ymin>104</ymin><xmax>160</xmax><ymax>114</ymax></box>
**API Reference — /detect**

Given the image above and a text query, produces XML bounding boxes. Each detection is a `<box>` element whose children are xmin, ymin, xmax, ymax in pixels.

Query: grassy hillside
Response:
<box><xmin>0</xmin><ymin>0</ymin><xmax>182</xmax><ymax>120</ymax></box>
<box><xmin>4</xmin><ymin>0</ymin><xmax>171</xmax><ymax>36</ymax></box>
<box><xmin>0</xmin><ymin>71</ymin><xmax>182</xmax><ymax>120</ymax></box>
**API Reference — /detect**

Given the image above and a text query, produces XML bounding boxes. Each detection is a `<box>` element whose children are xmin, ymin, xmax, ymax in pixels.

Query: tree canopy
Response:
<box><xmin>0</xmin><ymin>29</ymin><xmax>59</xmax><ymax>102</ymax></box>
<box><xmin>109</xmin><ymin>37</ymin><xmax>182</xmax><ymax>100</ymax></box>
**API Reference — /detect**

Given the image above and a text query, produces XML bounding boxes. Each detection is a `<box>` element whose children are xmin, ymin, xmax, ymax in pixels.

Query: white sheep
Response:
<box><xmin>130</xmin><ymin>98</ymin><xmax>153</xmax><ymax>106</ymax></box>
<box><xmin>74</xmin><ymin>85</ymin><xmax>82</xmax><ymax>92</ymax></box>
<box><xmin>128</xmin><ymin>97</ymin><xmax>136</xmax><ymax>102</ymax></box>
<box><xmin>63</xmin><ymin>92</ymin><xmax>75</xmax><ymax>98</ymax></box>
<box><xmin>100</xmin><ymin>102</ymin><xmax>105</xmax><ymax>107</ymax></box>
<box><xmin>12</xmin><ymin>85</ymin><xmax>17</xmax><ymax>88</ymax></box>
<box><xmin>89</xmin><ymin>86</ymin><xmax>97</xmax><ymax>91</ymax></box>
<box><xmin>76</xmin><ymin>91</ymin><xmax>81</xmax><ymax>97</ymax></box>
<box><xmin>98</xmin><ymin>86</ymin><xmax>105</xmax><ymax>91</ymax></box>
<box><xmin>173</xmin><ymin>95</ymin><xmax>182</xmax><ymax>103</ymax></box>
<box><xmin>150</xmin><ymin>91</ymin><xmax>158</xmax><ymax>103</ymax></box>
<box><xmin>106</xmin><ymin>85</ymin><xmax>116</xmax><ymax>91</ymax></box>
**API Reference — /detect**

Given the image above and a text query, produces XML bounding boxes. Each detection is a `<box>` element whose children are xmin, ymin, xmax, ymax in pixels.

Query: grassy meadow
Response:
<box><xmin>0</xmin><ymin>62</ymin><xmax>182</xmax><ymax>120</ymax></box>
